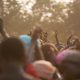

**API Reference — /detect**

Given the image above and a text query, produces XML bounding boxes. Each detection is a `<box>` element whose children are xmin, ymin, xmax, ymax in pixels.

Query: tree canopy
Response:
<box><xmin>0</xmin><ymin>0</ymin><xmax>79</xmax><ymax>42</ymax></box>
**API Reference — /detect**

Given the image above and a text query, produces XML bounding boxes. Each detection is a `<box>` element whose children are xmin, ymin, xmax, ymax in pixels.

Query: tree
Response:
<box><xmin>0</xmin><ymin>0</ymin><xmax>77</xmax><ymax>42</ymax></box>
<box><xmin>64</xmin><ymin>0</ymin><xmax>80</xmax><ymax>36</ymax></box>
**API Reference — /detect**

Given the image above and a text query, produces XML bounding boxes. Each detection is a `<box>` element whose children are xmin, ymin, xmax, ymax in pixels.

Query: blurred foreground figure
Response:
<box><xmin>0</xmin><ymin>37</ymin><xmax>36</xmax><ymax>80</ymax></box>
<box><xmin>26</xmin><ymin>60</ymin><xmax>62</xmax><ymax>80</ymax></box>
<box><xmin>56</xmin><ymin>49</ymin><xmax>80</xmax><ymax>80</ymax></box>
<box><xmin>0</xmin><ymin>18</ymin><xmax>9</xmax><ymax>40</ymax></box>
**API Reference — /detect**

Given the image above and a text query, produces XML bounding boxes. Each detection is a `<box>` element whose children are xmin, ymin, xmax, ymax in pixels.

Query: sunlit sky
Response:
<box><xmin>56</xmin><ymin>0</ymin><xmax>73</xmax><ymax>3</ymax></box>
<box><xmin>17</xmin><ymin>0</ymin><xmax>73</xmax><ymax>5</ymax></box>
<box><xmin>17</xmin><ymin>0</ymin><xmax>72</xmax><ymax>3</ymax></box>
<box><xmin>15</xmin><ymin>0</ymin><xmax>73</xmax><ymax>21</ymax></box>
<box><xmin>16</xmin><ymin>0</ymin><xmax>73</xmax><ymax>10</ymax></box>
<box><xmin>16</xmin><ymin>0</ymin><xmax>36</xmax><ymax>14</ymax></box>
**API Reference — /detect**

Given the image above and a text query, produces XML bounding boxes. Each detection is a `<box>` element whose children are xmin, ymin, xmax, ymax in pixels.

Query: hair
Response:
<box><xmin>0</xmin><ymin>37</ymin><xmax>26</xmax><ymax>64</ymax></box>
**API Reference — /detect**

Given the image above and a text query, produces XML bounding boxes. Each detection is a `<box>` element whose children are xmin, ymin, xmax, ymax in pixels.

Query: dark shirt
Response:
<box><xmin>0</xmin><ymin>64</ymin><xmax>35</xmax><ymax>80</ymax></box>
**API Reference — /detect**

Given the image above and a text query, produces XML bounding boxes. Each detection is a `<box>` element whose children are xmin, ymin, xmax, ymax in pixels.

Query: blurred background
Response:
<box><xmin>0</xmin><ymin>0</ymin><xmax>80</xmax><ymax>43</ymax></box>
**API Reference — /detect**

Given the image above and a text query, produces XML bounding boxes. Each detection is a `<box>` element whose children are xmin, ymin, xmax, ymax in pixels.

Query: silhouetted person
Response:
<box><xmin>0</xmin><ymin>37</ymin><xmax>35</xmax><ymax>80</ymax></box>
<box><xmin>0</xmin><ymin>18</ymin><xmax>9</xmax><ymax>40</ymax></box>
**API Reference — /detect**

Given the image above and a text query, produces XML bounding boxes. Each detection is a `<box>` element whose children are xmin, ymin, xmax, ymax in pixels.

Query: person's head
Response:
<box><xmin>26</xmin><ymin>60</ymin><xmax>59</xmax><ymax>80</ymax></box>
<box><xmin>31</xmin><ymin>26</ymin><xmax>43</xmax><ymax>41</ymax></box>
<box><xmin>56</xmin><ymin>50</ymin><xmax>80</xmax><ymax>80</ymax></box>
<box><xmin>0</xmin><ymin>37</ymin><xmax>26</xmax><ymax>65</ymax></box>
<box><xmin>40</xmin><ymin>32</ymin><xmax>48</xmax><ymax>42</ymax></box>
<box><xmin>73</xmin><ymin>38</ymin><xmax>80</xmax><ymax>50</ymax></box>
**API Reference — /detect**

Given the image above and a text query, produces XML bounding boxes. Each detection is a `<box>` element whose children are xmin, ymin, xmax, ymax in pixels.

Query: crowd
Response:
<box><xmin>0</xmin><ymin>18</ymin><xmax>80</xmax><ymax>80</ymax></box>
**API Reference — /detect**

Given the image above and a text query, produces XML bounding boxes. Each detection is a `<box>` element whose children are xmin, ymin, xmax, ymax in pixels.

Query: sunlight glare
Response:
<box><xmin>16</xmin><ymin>0</ymin><xmax>73</xmax><ymax>16</ymax></box>
<box><xmin>16</xmin><ymin>0</ymin><xmax>36</xmax><ymax>15</ymax></box>
<box><xmin>56</xmin><ymin>0</ymin><xmax>73</xmax><ymax>3</ymax></box>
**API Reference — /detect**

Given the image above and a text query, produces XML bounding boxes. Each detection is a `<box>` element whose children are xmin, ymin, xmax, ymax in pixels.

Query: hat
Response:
<box><xmin>26</xmin><ymin>60</ymin><xmax>57</xmax><ymax>80</ymax></box>
<box><xmin>61</xmin><ymin>50</ymin><xmax>80</xmax><ymax>68</ymax></box>
<box><xmin>59</xmin><ymin>50</ymin><xmax>80</xmax><ymax>80</ymax></box>
<box><xmin>55</xmin><ymin>49</ymin><xmax>79</xmax><ymax>65</ymax></box>
<box><xmin>19</xmin><ymin>35</ymin><xmax>31</xmax><ymax>49</ymax></box>
<box><xmin>20</xmin><ymin>35</ymin><xmax>42</xmax><ymax>48</ymax></box>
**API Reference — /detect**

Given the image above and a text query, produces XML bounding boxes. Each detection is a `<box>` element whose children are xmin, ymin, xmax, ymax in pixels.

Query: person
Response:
<box><xmin>0</xmin><ymin>37</ymin><xmax>36</xmax><ymax>80</ymax></box>
<box><xmin>25</xmin><ymin>60</ymin><xmax>62</xmax><ymax>80</ymax></box>
<box><xmin>56</xmin><ymin>49</ymin><xmax>80</xmax><ymax>80</ymax></box>
<box><xmin>39</xmin><ymin>31</ymin><xmax>49</xmax><ymax>43</ymax></box>
<box><xmin>41</xmin><ymin>43</ymin><xmax>58</xmax><ymax>65</ymax></box>
<box><xmin>70</xmin><ymin>37</ymin><xmax>80</xmax><ymax>50</ymax></box>
<box><xmin>0</xmin><ymin>18</ymin><xmax>9</xmax><ymax>40</ymax></box>
<box><xmin>65</xmin><ymin>35</ymin><xmax>80</xmax><ymax>50</ymax></box>
<box><xmin>20</xmin><ymin>26</ymin><xmax>45</xmax><ymax>64</ymax></box>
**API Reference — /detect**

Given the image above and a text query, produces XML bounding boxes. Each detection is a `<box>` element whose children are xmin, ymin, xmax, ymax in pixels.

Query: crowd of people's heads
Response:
<box><xmin>0</xmin><ymin>18</ymin><xmax>80</xmax><ymax>80</ymax></box>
